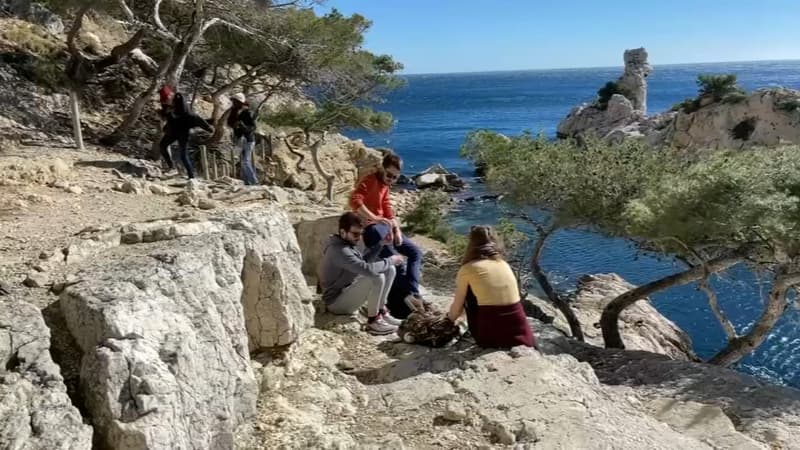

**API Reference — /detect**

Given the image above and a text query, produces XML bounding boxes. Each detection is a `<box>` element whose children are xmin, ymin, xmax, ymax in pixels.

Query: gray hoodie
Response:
<box><xmin>318</xmin><ymin>235</ymin><xmax>392</xmax><ymax>304</ymax></box>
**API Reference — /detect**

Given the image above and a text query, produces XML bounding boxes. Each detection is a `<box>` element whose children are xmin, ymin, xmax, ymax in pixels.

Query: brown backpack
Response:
<box><xmin>397</xmin><ymin>307</ymin><xmax>464</xmax><ymax>347</ymax></box>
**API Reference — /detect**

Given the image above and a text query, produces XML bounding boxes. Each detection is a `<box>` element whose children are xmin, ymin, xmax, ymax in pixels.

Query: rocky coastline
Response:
<box><xmin>2</xmin><ymin>141</ymin><xmax>800</xmax><ymax>449</ymax></box>
<box><xmin>557</xmin><ymin>47</ymin><xmax>800</xmax><ymax>149</ymax></box>
<box><xmin>2</xmin><ymin>7</ymin><xmax>800</xmax><ymax>449</ymax></box>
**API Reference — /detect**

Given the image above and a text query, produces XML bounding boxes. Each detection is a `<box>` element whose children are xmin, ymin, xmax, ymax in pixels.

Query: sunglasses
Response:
<box><xmin>385</xmin><ymin>171</ymin><xmax>400</xmax><ymax>180</ymax></box>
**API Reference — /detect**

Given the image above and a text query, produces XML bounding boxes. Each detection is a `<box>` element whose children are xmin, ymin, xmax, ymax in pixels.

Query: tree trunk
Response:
<box><xmin>308</xmin><ymin>132</ymin><xmax>336</xmax><ymax>201</ymax></box>
<box><xmin>101</xmin><ymin>21</ymin><xmax>198</xmax><ymax>146</ymax></box>
<box><xmin>530</xmin><ymin>228</ymin><xmax>584</xmax><ymax>341</ymax></box>
<box><xmin>699</xmin><ymin>278</ymin><xmax>737</xmax><ymax>341</ymax></box>
<box><xmin>707</xmin><ymin>271</ymin><xmax>800</xmax><ymax>366</ymax></box>
<box><xmin>69</xmin><ymin>87</ymin><xmax>84</xmax><ymax>150</ymax></box>
<box><xmin>100</xmin><ymin>79</ymin><xmax>162</xmax><ymax>146</ymax></box>
<box><xmin>600</xmin><ymin>254</ymin><xmax>742</xmax><ymax>349</ymax></box>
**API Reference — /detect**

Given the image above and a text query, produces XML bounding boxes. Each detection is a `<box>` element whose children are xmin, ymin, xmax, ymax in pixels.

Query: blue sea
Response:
<box><xmin>344</xmin><ymin>60</ymin><xmax>800</xmax><ymax>387</ymax></box>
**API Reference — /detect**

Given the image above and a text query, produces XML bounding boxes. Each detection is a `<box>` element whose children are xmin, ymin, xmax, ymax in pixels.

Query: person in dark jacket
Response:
<box><xmin>159</xmin><ymin>92</ymin><xmax>213</xmax><ymax>179</ymax></box>
<box><xmin>318</xmin><ymin>212</ymin><xmax>405</xmax><ymax>335</ymax></box>
<box><xmin>226</xmin><ymin>93</ymin><xmax>258</xmax><ymax>185</ymax></box>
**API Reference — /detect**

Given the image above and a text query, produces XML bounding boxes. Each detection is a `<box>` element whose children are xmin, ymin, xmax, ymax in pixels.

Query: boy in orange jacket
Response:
<box><xmin>350</xmin><ymin>153</ymin><xmax>426</xmax><ymax>317</ymax></box>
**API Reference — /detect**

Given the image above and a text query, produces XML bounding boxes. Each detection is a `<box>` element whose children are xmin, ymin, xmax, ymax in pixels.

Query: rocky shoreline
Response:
<box><xmin>2</xmin><ymin>10</ymin><xmax>800</xmax><ymax>446</ymax></box>
<box><xmin>557</xmin><ymin>47</ymin><xmax>800</xmax><ymax>149</ymax></box>
<box><xmin>2</xmin><ymin>144</ymin><xmax>800</xmax><ymax>449</ymax></box>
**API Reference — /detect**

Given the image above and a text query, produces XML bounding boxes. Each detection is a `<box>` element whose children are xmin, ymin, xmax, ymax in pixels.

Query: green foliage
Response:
<box><xmin>721</xmin><ymin>92</ymin><xmax>747</xmax><ymax>104</ymax></box>
<box><xmin>671</xmin><ymin>98</ymin><xmax>700</xmax><ymax>113</ymax></box>
<box><xmin>624</xmin><ymin>148</ymin><xmax>800</xmax><ymax>260</ymax></box>
<box><xmin>244</xmin><ymin>8</ymin><xmax>403</xmax><ymax>133</ymax></box>
<box><xmin>446</xmin><ymin>234</ymin><xmax>468</xmax><ymax>259</ymax></box>
<box><xmin>697</xmin><ymin>74</ymin><xmax>742</xmax><ymax>99</ymax></box>
<box><xmin>0</xmin><ymin>20</ymin><xmax>64</xmax><ymax>56</ymax></box>
<box><xmin>777</xmin><ymin>99</ymin><xmax>800</xmax><ymax>113</ymax></box>
<box><xmin>697</xmin><ymin>74</ymin><xmax>746</xmax><ymax>102</ymax></box>
<box><xmin>496</xmin><ymin>218</ymin><xmax>526</xmax><ymax>250</ymax></box>
<box><xmin>460</xmin><ymin>129</ymin><xmax>512</xmax><ymax>171</ymax></box>
<box><xmin>0</xmin><ymin>20</ymin><xmax>66</xmax><ymax>90</ymax></box>
<box><xmin>403</xmin><ymin>191</ymin><xmax>452</xmax><ymax>242</ymax></box>
<box><xmin>267</xmin><ymin>102</ymin><xmax>393</xmax><ymax>134</ymax></box>
<box><xmin>672</xmin><ymin>74</ymin><xmax>747</xmax><ymax>113</ymax></box>
<box><xmin>596</xmin><ymin>81</ymin><xmax>631</xmax><ymax>110</ymax></box>
<box><xmin>402</xmin><ymin>190</ymin><xmax>476</xmax><ymax>259</ymax></box>
<box><xmin>460</xmin><ymin>132</ymin><xmax>681</xmax><ymax>233</ymax></box>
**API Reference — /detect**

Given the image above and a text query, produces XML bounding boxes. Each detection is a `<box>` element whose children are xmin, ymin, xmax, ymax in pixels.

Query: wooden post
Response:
<box><xmin>69</xmin><ymin>87</ymin><xmax>84</xmax><ymax>150</ymax></box>
<box><xmin>230</xmin><ymin>146</ymin><xmax>236</xmax><ymax>180</ymax></box>
<box><xmin>211</xmin><ymin>152</ymin><xmax>218</xmax><ymax>179</ymax></box>
<box><xmin>200</xmin><ymin>145</ymin><xmax>209</xmax><ymax>180</ymax></box>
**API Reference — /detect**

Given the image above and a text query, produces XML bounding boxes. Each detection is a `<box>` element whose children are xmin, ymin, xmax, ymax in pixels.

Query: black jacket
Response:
<box><xmin>227</xmin><ymin>108</ymin><xmax>256</xmax><ymax>142</ymax></box>
<box><xmin>163</xmin><ymin>94</ymin><xmax>212</xmax><ymax>141</ymax></box>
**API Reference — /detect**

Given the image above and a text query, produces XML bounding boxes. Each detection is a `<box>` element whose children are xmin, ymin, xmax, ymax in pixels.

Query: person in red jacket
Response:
<box><xmin>350</xmin><ymin>153</ymin><xmax>425</xmax><ymax>315</ymax></box>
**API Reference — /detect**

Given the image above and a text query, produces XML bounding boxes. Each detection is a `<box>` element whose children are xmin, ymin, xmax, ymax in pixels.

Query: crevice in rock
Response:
<box><xmin>5</xmin><ymin>351</ymin><xmax>21</xmax><ymax>371</ymax></box>
<box><xmin>40</xmin><ymin>300</ymin><xmax>91</xmax><ymax>421</ymax></box>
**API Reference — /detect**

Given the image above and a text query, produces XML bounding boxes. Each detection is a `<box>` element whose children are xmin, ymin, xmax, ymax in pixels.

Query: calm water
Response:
<box><xmin>344</xmin><ymin>60</ymin><xmax>800</xmax><ymax>387</ymax></box>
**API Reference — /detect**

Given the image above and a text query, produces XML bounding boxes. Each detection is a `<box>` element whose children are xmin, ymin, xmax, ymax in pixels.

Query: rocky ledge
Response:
<box><xmin>3</xmin><ymin>205</ymin><xmax>800</xmax><ymax>449</ymax></box>
<box><xmin>558</xmin><ymin>48</ymin><xmax>800</xmax><ymax>150</ymax></box>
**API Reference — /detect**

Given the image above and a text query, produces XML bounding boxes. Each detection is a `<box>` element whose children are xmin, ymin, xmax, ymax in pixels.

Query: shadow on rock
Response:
<box><xmin>564</xmin><ymin>337</ymin><xmax>800</xmax><ymax>423</ymax></box>
<box><xmin>352</xmin><ymin>339</ymin><xmax>489</xmax><ymax>385</ymax></box>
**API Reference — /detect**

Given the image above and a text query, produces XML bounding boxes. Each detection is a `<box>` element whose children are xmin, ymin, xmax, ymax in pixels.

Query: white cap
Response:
<box><xmin>230</xmin><ymin>93</ymin><xmax>246</xmax><ymax>104</ymax></box>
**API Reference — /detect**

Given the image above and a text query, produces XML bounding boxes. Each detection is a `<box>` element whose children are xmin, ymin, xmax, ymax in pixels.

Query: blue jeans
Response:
<box><xmin>160</xmin><ymin>134</ymin><xmax>194</xmax><ymax>179</ymax></box>
<box><xmin>239</xmin><ymin>138</ymin><xmax>258</xmax><ymax>185</ymax></box>
<box><xmin>363</xmin><ymin>222</ymin><xmax>423</xmax><ymax>296</ymax></box>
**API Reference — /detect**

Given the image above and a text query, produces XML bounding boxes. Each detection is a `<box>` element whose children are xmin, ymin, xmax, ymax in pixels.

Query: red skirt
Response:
<box><xmin>465</xmin><ymin>287</ymin><xmax>535</xmax><ymax>348</ymax></box>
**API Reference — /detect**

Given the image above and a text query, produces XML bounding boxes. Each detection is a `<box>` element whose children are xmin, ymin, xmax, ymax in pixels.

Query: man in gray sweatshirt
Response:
<box><xmin>319</xmin><ymin>212</ymin><xmax>404</xmax><ymax>335</ymax></box>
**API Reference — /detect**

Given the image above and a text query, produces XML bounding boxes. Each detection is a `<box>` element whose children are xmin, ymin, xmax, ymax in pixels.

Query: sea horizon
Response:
<box><xmin>402</xmin><ymin>57</ymin><xmax>800</xmax><ymax>77</ymax></box>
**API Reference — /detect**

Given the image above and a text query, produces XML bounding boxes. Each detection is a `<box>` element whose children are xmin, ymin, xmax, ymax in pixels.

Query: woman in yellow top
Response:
<box><xmin>447</xmin><ymin>225</ymin><xmax>535</xmax><ymax>348</ymax></box>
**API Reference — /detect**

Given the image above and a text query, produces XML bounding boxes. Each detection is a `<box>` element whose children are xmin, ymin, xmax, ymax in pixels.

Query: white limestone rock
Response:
<box><xmin>617</xmin><ymin>47</ymin><xmax>652</xmax><ymax>113</ymax></box>
<box><xmin>0</xmin><ymin>298</ymin><xmax>93</xmax><ymax>449</ymax></box>
<box><xmin>59</xmin><ymin>205</ymin><xmax>314</xmax><ymax>449</ymax></box>
<box><xmin>532</xmin><ymin>273</ymin><xmax>695</xmax><ymax>360</ymax></box>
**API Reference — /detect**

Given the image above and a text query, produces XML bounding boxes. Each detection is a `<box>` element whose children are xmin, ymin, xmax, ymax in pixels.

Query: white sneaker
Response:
<box><xmin>367</xmin><ymin>318</ymin><xmax>397</xmax><ymax>335</ymax></box>
<box><xmin>381</xmin><ymin>311</ymin><xmax>403</xmax><ymax>326</ymax></box>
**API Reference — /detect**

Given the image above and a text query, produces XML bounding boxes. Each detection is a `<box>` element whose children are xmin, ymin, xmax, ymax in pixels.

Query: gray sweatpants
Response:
<box><xmin>327</xmin><ymin>265</ymin><xmax>397</xmax><ymax>317</ymax></box>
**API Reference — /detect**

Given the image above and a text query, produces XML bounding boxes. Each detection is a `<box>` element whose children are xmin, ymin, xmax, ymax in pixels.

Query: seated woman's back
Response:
<box><xmin>448</xmin><ymin>225</ymin><xmax>535</xmax><ymax>349</ymax></box>
<box><xmin>457</xmin><ymin>259</ymin><xmax>519</xmax><ymax>306</ymax></box>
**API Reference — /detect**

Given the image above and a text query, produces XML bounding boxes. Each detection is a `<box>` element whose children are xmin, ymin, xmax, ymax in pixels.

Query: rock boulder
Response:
<box><xmin>617</xmin><ymin>47</ymin><xmax>652</xmax><ymax>113</ymax></box>
<box><xmin>532</xmin><ymin>273</ymin><xmax>695</xmax><ymax>360</ymax></box>
<box><xmin>294</xmin><ymin>215</ymin><xmax>339</xmax><ymax>282</ymax></box>
<box><xmin>265</xmin><ymin>132</ymin><xmax>382</xmax><ymax>201</ymax></box>
<box><xmin>0</xmin><ymin>298</ymin><xmax>93</xmax><ymax>449</ymax></box>
<box><xmin>558</xmin><ymin>48</ymin><xmax>800</xmax><ymax>150</ymax></box>
<box><xmin>659</xmin><ymin>87</ymin><xmax>800</xmax><ymax>149</ymax></box>
<box><xmin>59</xmin><ymin>205</ymin><xmax>314</xmax><ymax>449</ymax></box>
<box><xmin>413</xmin><ymin>164</ymin><xmax>465</xmax><ymax>191</ymax></box>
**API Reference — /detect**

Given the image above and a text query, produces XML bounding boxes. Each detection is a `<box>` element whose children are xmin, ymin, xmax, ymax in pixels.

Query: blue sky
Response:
<box><xmin>317</xmin><ymin>1</ymin><xmax>800</xmax><ymax>74</ymax></box>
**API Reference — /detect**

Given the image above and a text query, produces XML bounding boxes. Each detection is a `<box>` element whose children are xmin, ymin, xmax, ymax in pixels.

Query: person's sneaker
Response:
<box><xmin>381</xmin><ymin>311</ymin><xmax>402</xmax><ymax>326</ymax></box>
<box><xmin>367</xmin><ymin>317</ymin><xmax>397</xmax><ymax>335</ymax></box>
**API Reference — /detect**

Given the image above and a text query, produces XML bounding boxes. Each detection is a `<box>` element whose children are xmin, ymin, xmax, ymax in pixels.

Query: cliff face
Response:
<box><xmin>557</xmin><ymin>48</ymin><xmax>800</xmax><ymax>150</ymax></box>
<box><xmin>657</xmin><ymin>87</ymin><xmax>800</xmax><ymax>149</ymax></box>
